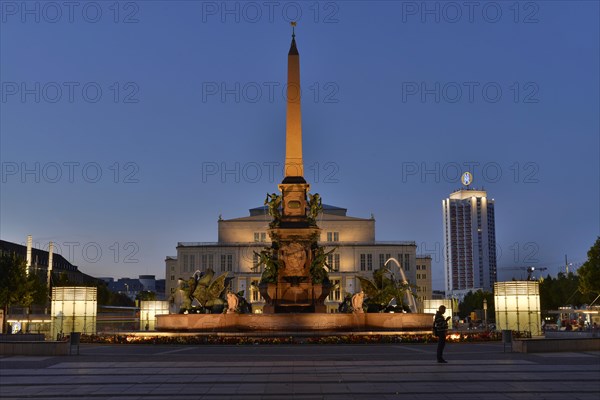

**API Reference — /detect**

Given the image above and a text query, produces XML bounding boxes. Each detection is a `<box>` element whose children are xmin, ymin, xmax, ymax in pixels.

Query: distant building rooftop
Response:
<box><xmin>0</xmin><ymin>239</ymin><xmax>97</xmax><ymax>284</ymax></box>
<box><xmin>449</xmin><ymin>188</ymin><xmax>489</xmax><ymax>200</ymax></box>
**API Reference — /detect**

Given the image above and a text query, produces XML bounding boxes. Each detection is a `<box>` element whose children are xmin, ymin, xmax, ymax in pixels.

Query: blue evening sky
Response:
<box><xmin>1</xmin><ymin>1</ymin><xmax>598</xmax><ymax>289</ymax></box>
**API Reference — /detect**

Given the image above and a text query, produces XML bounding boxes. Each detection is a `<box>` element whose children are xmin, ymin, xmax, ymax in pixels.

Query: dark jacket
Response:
<box><xmin>434</xmin><ymin>312</ymin><xmax>449</xmax><ymax>336</ymax></box>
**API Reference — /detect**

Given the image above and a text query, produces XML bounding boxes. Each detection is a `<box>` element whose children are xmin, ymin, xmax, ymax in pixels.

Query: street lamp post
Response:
<box><xmin>483</xmin><ymin>298</ymin><xmax>488</xmax><ymax>331</ymax></box>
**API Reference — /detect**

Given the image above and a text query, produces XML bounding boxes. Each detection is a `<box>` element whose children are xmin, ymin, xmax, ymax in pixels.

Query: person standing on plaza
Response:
<box><xmin>434</xmin><ymin>305</ymin><xmax>451</xmax><ymax>363</ymax></box>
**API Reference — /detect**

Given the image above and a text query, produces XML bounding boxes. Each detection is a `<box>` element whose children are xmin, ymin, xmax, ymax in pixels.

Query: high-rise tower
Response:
<box><xmin>442</xmin><ymin>188</ymin><xmax>497</xmax><ymax>297</ymax></box>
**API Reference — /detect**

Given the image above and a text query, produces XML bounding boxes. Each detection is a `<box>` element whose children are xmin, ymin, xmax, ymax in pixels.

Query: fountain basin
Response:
<box><xmin>157</xmin><ymin>313</ymin><xmax>434</xmax><ymax>332</ymax></box>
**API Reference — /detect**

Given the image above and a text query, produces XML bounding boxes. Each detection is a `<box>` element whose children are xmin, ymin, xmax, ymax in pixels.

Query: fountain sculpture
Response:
<box><xmin>156</xmin><ymin>25</ymin><xmax>434</xmax><ymax>333</ymax></box>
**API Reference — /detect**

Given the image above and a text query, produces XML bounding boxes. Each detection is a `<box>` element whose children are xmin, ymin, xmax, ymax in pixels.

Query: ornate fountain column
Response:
<box><xmin>260</xmin><ymin>24</ymin><xmax>329</xmax><ymax>313</ymax></box>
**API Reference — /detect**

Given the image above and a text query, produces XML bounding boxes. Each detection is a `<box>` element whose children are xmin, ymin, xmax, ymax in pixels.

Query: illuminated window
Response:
<box><xmin>327</xmin><ymin>253</ymin><xmax>340</xmax><ymax>271</ymax></box>
<box><xmin>254</xmin><ymin>232</ymin><xmax>267</xmax><ymax>242</ymax></box>
<box><xmin>250</xmin><ymin>279</ymin><xmax>262</xmax><ymax>302</ymax></box>
<box><xmin>327</xmin><ymin>278</ymin><xmax>341</xmax><ymax>302</ymax></box>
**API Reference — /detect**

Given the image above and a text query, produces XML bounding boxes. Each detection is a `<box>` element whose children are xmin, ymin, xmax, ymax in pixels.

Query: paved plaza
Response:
<box><xmin>1</xmin><ymin>342</ymin><xmax>599</xmax><ymax>399</ymax></box>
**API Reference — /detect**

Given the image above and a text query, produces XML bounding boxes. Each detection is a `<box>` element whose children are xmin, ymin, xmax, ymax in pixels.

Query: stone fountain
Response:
<box><xmin>156</xmin><ymin>25</ymin><xmax>434</xmax><ymax>333</ymax></box>
<box><xmin>256</xmin><ymin>25</ymin><xmax>331</xmax><ymax>314</ymax></box>
<box><xmin>259</xmin><ymin>190</ymin><xmax>331</xmax><ymax>314</ymax></box>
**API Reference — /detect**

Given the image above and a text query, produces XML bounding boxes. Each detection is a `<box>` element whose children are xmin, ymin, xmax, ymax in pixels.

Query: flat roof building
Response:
<box><xmin>442</xmin><ymin>188</ymin><xmax>497</xmax><ymax>298</ymax></box>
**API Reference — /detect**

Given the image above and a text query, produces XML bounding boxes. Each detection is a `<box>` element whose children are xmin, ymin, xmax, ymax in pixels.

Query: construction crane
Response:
<box><xmin>503</xmin><ymin>266</ymin><xmax>548</xmax><ymax>281</ymax></box>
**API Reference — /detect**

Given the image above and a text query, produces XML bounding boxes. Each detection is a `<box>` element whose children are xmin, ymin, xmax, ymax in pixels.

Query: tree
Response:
<box><xmin>136</xmin><ymin>291</ymin><xmax>156</xmax><ymax>301</ymax></box>
<box><xmin>458</xmin><ymin>290</ymin><xmax>494</xmax><ymax>321</ymax></box>
<box><xmin>28</xmin><ymin>272</ymin><xmax>48</xmax><ymax>307</ymax></box>
<box><xmin>53</xmin><ymin>272</ymin><xmax>72</xmax><ymax>286</ymax></box>
<box><xmin>539</xmin><ymin>271</ymin><xmax>592</xmax><ymax>317</ymax></box>
<box><xmin>0</xmin><ymin>254</ymin><xmax>49</xmax><ymax>333</ymax></box>
<box><xmin>0</xmin><ymin>254</ymin><xmax>29</xmax><ymax>312</ymax></box>
<box><xmin>53</xmin><ymin>273</ymin><xmax>135</xmax><ymax>307</ymax></box>
<box><xmin>578</xmin><ymin>237</ymin><xmax>600</xmax><ymax>298</ymax></box>
<box><xmin>96</xmin><ymin>283</ymin><xmax>135</xmax><ymax>307</ymax></box>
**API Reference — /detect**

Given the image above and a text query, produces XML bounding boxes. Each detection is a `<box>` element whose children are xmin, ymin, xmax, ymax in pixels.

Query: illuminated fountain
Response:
<box><xmin>384</xmin><ymin>258</ymin><xmax>418</xmax><ymax>313</ymax></box>
<box><xmin>156</xmin><ymin>25</ymin><xmax>434</xmax><ymax>333</ymax></box>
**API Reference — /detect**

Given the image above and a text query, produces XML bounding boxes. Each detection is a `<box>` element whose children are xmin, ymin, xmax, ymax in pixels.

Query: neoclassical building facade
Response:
<box><xmin>165</xmin><ymin>204</ymin><xmax>432</xmax><ymax>312</ymax></box>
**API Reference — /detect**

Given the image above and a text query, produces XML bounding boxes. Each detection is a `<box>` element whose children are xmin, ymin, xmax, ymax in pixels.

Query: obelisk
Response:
<box><xmin>284</xmin><ymin>22</ymin><xmax>303</xmax><ymax>179</ymax></box>
<box><xmin>262</xmin><ymin>24</ymin><xmax>329</xmax><ymax>313</ymax></box>
<box><xmin>279</xmin><ymin>22</ymin><xmax>309</xmax><ymax>222</ymax></box>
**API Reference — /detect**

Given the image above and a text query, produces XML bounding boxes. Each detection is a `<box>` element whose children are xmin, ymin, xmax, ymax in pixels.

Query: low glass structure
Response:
<box><xmin>51</xmin><ymin>287</ymin><xmax>97</xmax><ymax>337</ymax></box>
<box><xmin>423</xmin><ymin>299</ymin><xmax>454</xmax><ymax>329</ymax></box>
<box><xmin>139</xmin><ymin>301</ymin><xmax>169</xmax><ymax>331</ymax></box>
<box><xmin>494</xmin><ymin>281</ymin><xmax>541</xmax><ymax>336</ymax></box>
